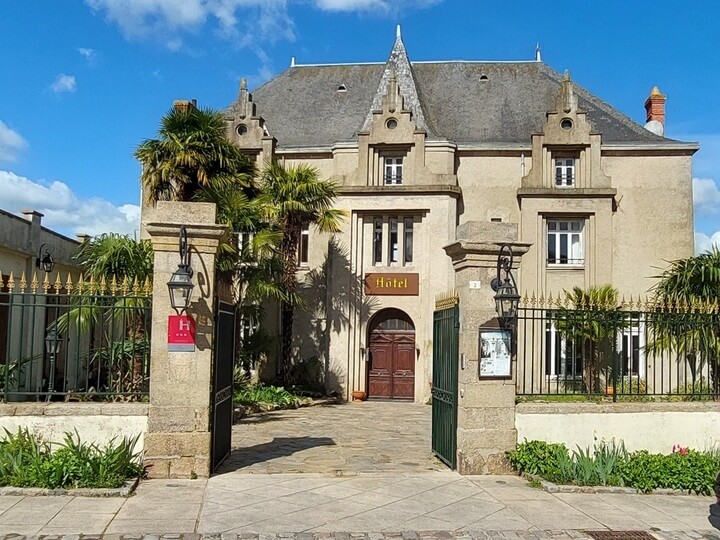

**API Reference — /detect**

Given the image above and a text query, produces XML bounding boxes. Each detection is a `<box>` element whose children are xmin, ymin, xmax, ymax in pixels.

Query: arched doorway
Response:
<box><xmin>367</xmin><ymin>309</ymin><xmax>415</xmax><ymax>400</ymax></box>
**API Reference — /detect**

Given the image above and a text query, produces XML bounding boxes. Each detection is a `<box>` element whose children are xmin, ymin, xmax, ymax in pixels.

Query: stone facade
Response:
<box><xmin>223</xmin><ymin>30</ymin><xmax>697</xmax><ymax>410</ymax></box>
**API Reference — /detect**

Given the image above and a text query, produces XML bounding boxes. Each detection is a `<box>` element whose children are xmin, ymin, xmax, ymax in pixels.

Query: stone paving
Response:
<box><xmin>0</xmin><ymin>473</ymin><xmax>717</xmax><ymax>536</ymax></box>
<box><xmin>218</xmin><ymin>402</ymin><xmax>442</xmax><ymax>474</ymax></box>
<box><xmin>0</xmin><ymin>403</ymin><xmax>718</xmax><ymax>537</ymax></box>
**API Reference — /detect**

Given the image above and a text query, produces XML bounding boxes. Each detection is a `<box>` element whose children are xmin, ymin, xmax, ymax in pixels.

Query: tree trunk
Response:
<box><xmin>279</xmin><ymin>219</ymin><xmax>301</xmax><ymax>387</ymax></box>
<box><xmin>280</xmin><ymin>301</ymin><xmax>294</xmax><ymax>386</ymax></box>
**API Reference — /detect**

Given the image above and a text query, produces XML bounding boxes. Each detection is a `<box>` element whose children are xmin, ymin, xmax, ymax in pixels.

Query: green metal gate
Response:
<box><xmin>431</xmin><ymin>298</ymin><xmax>459</xmax><ymax>469</ymax></box>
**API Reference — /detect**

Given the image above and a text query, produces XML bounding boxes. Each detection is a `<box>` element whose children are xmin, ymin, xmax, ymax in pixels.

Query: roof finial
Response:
<box><xmin>396</xmin><ymin>24</ymin><xmax>401</xmax><ymax>39</ymax></box>
<box><xmin>290</xmin><ymin>56</ymin><xmax>296</xmax><ymax>67</ymax></box>
<box><xmin>535</xmin><ymin>43</ymin><xmax>542</xmax><ymax>62</ymax></box>
<box><xmin>560</xmin><ymin>70</ymin><xmax>575</xmax><ymax>113</ymax></box>
<box><xmin>240</xmin><ymin>78</ymin><xmax>247</xmax><ymax>91</ymax></box>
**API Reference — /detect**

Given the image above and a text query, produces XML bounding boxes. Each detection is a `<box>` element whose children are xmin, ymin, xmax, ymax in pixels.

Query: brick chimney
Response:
<box><xmin>173</xmin><ymin>99</ymin><xmax>197</xmax><ymax>113</ymax></box>
<box><xmin>644</xmin><ymin>86</ymin><xmax>667</xmax><ymax>127</ymax></box>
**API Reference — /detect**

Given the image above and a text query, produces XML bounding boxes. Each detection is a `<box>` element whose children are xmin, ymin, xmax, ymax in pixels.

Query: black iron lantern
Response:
<box><xmin>490</xmin><ymin>244</ymin><xmax>520</xmax><ymax>328</ymax></box>
<box><xmin>167</xmin><ymin>226</ymin><xmax>194</xmax><ymax>314</ymax></box>
<box><xmin>44</xmin><ymin>328</ymin><xmax>64</xmax><ymax>355</ymax></box>
<box><xmin>36</xmin><ymin>243</ymin><xmax>55</xmax><ymax>273</ymax></box>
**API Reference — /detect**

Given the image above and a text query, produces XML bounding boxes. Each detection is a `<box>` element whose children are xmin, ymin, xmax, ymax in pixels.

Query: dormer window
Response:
<box><xmin>555</xmin><ymin>158</ymin><xmax>575</xmax><ymax>187</ymax></box>
<box><xmin>384</xmin><ymin>156</ymin><xmax>403</xmax><ymax>185</ymax></box>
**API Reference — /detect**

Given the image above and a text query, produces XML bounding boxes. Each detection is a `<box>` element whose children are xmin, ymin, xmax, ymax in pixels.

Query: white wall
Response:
<box><xmin>0</xmin><ymin>403</ymin><xmax>148</xmax><ymax>453</ymax></box>
<box><xmin>516</xmin><ymin>402</ymin><xmax>720</xmax><ymax>454</ymax></box>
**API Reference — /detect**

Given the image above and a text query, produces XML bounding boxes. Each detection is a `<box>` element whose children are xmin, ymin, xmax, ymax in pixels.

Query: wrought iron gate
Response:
<box><xmin>211</xmin><ymin>300</ymin><xmax>235</xmax><ymax>471</ymax></box>
<box><xmin>431</xmin><ymin>299</ymin><xmax>459</xmax><ymax>469</ymax></box>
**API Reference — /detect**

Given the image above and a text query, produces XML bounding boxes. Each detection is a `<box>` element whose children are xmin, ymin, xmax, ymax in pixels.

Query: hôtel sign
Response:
<box><xmin>364</xmin><ymin>273</ymin><xmax>419</xmax><ymax>296</ymax></box>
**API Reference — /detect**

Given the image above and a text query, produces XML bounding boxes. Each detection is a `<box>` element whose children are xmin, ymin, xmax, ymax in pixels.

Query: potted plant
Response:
<box><xmin>351</xmin><ymin>390</ymin><xmax>366</xmax><ymax>402</ymax></box>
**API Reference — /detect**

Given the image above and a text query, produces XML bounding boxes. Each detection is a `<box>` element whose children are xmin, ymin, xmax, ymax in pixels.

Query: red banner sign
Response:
<box><xmin>167</xmin><ymin>315</ymin><xmax>196</xmax><ymax>352</ymax></box>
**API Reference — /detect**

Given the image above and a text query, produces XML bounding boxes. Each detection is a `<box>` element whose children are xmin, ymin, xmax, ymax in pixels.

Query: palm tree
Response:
<box><xmin>51</xmin><ymin>234</ymin><xmax>154</xmax><ymax>398</ymax></box>
<box><xmin>259</xmin><ymin>161</ymin><xmax>345</xmax><ymax>384</ymax></box>
<box><xmin>651</xmin><ymin>248</ymin><xmax>720</xmax><ymax>395</ymax></box>
<box><xmin>135</xmin><ymin>105</ymin><xmax>255</xmax><ymax>203</ymax></box>
<box><xmin>555</xmin><ymin>285</ymin><xmax>620</xmax><ymax>394</ymax></box>
<box><xmin>75</xmin><ymin>233</ymin><xmax>153</xmax><ymax>283</ymax></box>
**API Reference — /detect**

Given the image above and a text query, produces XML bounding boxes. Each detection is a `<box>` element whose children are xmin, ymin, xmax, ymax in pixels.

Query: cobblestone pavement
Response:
<box><xmin>1</xmin><ymin>530</ymin><xmax>719</xmax><ymax>540</ymax></box>
<box><xmin>218</xmin><ymin>402</ymin><xmax>443</xmax><ymax>474</ymax></box>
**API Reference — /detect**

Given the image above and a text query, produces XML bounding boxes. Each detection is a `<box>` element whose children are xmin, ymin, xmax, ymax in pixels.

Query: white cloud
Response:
<box><xmin>693</xmin><ymin>178</ymin><xmax>720</xmax><ymax>215</ymax></box>
<box><xmin>77</xmin><ymin>47</ymin><xmax>98</xmax><ymax>63</ymax></box>
<box><xmin>85</xmin><ymin>0</ymin><xmax>441</xmax><ymax>50</ymax></box>
<box><xmin>314</xmin><ymin>0</ymin><xmax>441</xmax><ymax>11</ymax></box>
<box><xmin>0</xmin><ymin>171</ymin><xmax>140</xmax><ymax>237</ymax></box>
<box><xmin>85</xmin><ymin>0</ymin><xmax>294</xmax><ymax>45</ymax></box>
<box><xmin>695</xmin><ymin>231</ymin><xmax>720</xmax><ymax>255</ymax></box>
<box><xmin>0</xmin><ymin>120</ymin><xmax>28</xmax><ymax>162</ymax></box>
<box><xmin>50</xmin><ymin>74</ymin><xmax>77</xmax><ymax>93</ymax></box>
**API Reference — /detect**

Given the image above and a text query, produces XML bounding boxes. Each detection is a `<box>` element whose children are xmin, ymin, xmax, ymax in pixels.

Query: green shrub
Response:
<box><xmin>234</xmin><ymin>384</ymin><xmax>299</xmax><ymax>407</ymax></box>
<box><xmin>0</xmin><ymin>428</ymin><xmax>142</xmax><ymax>489</ymax></box>
<box><xmin>507</xmin><ymin>438</ymin><xmax>720</xmax><ymax>495</ymax></box>
<box><xmin>669</xmin><ymin>378</ymin><xmax>714</xmax><ymax>401</ymax></box>
<box><xmin>506</xmin><ymin>440</ymin><xmax>572</xmax><ymax>483</ymax></box>
<box><xmin>618</xmin><ymin>448</ymin><xmax>720</xmax><ymax>494</ymax></box>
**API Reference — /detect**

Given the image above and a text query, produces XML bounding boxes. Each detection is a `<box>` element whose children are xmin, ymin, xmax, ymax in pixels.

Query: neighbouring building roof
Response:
<box><xmin>238</xmin><ymin>39</ymin><xmax>674</xmax><ymax>149</ymax></box>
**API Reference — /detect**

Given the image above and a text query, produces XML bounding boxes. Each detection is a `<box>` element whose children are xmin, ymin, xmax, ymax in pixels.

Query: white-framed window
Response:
<box><xmin>298</xmin><ymin>224</ymin><xmax>309</xmax><ymax>266</ymax></box>
<box><xmin>373</xmin><ymin>218</ymin><xmax>383</xmax><ymax>266</ymax></box>
<box><xmin>237</xmin><ymin>231</ymin><xmax>254</xmax><ymax>253</ymax></box>
<box><xmin>403</xmin><ymin>217</ymin><xmax>414</xmax><ymax>264</ymax></box>
<box><xmin>545</xmin><ymin>316</ymin><xmax>583</xmax><ymax>379</ymax></box>
<box><xmin>555</xmin><ymin>158</ymin><xmax>575</xmax><ymax>187</ymax></box>
<box><xmin>237</xmin><ymin>231</ymin><xmax>257</xmax><ymax>266</ymax></box>
<box><xmin>617</xmin><ymin>321</ymin><xmax>646</xmax><ymax>378</ymax></box>
<box><xmin>388</xmin><ymin>218</ymin><xmax>399</xmax><ymax>264</ymax></box>
<box><xmin>547</xmin><ymin>219</ymin><xmax>584</xmax><ymax>266</ymax></box>
<box><xmin>384</xmin><ymin>157</ymin><xmax>403</xmax><ymax>185</ymax></box>
<box><xmin>370</xmin><ymin>215</ymin><xmax>414</xmax><ymax>267</ymax></box>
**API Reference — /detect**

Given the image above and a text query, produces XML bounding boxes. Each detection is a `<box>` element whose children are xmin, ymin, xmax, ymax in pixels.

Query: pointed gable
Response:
<box><xmin>361</xmin><ymin>26</ymin><xmax>432</xmax><ymax>136</ymax></box>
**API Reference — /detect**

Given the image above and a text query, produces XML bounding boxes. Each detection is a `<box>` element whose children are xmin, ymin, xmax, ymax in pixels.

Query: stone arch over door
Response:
<box><xmin>367</xmin><ymin>308</ymin><xmax>416</xmax><ymax>400</ymax></box>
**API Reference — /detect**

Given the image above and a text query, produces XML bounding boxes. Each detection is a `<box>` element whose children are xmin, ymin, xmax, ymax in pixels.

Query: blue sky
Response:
<box><xmin>1</xmin><ymin>0</ymin><xmax>718</xmax><ymax>251</ymax></box>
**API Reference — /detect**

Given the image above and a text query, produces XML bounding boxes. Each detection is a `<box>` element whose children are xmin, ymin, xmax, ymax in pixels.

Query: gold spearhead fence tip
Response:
<box><xmin>19</xmin><ymin>271</ymin><xmax>27</xmax><ymax>293</ymax></box>
<box><xmin>53</xmin><ymin>273</ymin><xmax>62</xmax><ymax>293</ymax></box>
<box><xmin>65</xmin><ymin>273</ymin><xmax>73</xmax><ymax>293</ymax></box>
<box><xmin>109</xmin><ymin>275</ymin><xmax>118</xmax><ymax>295</ymax></box>
<box><xmin>30</xmin><ymin>271</ymin><xmax>39</xmax><ymax>293</ymax></box>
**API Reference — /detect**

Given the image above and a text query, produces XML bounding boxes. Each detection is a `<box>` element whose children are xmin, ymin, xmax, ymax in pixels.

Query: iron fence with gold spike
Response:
<box><xmin>516</xmin><ymin>292</ymin><xmax>720</xmax><ymax>400</ymax></box>
<box><xmin>0</xmin><ymin>271</ymin><xmax>152</xmax><ymax>402</ymax></box>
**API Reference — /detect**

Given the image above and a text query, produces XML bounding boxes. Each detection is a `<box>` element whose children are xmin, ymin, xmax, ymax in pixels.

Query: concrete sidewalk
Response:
<box><xmin>0</xmin><ymin>472</ymin><xmax>717</xmax><ymax>536</ymax></box>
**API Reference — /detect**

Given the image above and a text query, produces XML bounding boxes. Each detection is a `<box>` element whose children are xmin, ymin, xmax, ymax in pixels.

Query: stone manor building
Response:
<box><xmin>224</xmin><ymin>28</ymin><xmax>696</xmax><ymax>404</ymax></box>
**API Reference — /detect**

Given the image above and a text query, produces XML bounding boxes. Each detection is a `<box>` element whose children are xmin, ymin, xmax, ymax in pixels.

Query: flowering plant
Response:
<box><xmin>672</xmin><ymin>444</ymin><xmax>689</xmax><ymax>456</ymax></box>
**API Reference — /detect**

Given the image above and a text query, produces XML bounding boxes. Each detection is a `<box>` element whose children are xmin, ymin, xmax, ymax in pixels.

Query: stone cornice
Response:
<box><xmin>517</xmin><ymin>188</ymin><xmax>617</xmax><ymax>199</ymax></box>
<box><xmin>145</xmin><ymin>222</ymin><xmax>228</xmax><ymax>254</ymax></box>
<box><xmin>443</xmin><ymin>241</ymin><xmax>532</xmax><ymax>270</ymax></box>
<box><xmin>338</xmin><ymin>185</ymin><xmax>462</xmax><ymax>197</ymax></box>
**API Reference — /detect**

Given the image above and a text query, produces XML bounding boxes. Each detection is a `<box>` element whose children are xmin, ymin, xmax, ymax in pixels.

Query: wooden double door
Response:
<box><xmin>368</xmin><ymin>317</ymin><xmax>415</xmax><ymax>400</ymax></box>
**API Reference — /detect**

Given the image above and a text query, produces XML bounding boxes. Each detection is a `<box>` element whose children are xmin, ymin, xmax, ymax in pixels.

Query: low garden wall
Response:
<box><xmin>516</xmin><ymin>402</ymin><xmax>720</xmax><ymax>453</ymax></box>
<box><xmin>0</xmin><ymin>403</ymin><xmax>148</xmax><ymax>452</ymax></box>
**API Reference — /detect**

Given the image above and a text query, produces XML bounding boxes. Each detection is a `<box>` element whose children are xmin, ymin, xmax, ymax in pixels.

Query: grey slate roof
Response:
<box><xmin>241</xmin><ymin>60</ymin><xmax>673</xmax><ymax>148</ymax></box>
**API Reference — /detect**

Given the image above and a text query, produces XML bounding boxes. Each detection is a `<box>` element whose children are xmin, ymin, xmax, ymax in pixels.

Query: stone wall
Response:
<box><xmin>516</xmin><ymin>402</ymin><xmax>720</xmax><ymax>453</ymax></box>
<box><xmin>0</xmin><ymin>403</ymin><xmax>148</xmax><ymax>452</ymax></box>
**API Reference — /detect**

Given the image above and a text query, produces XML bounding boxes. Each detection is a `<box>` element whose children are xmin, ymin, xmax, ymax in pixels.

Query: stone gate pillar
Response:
<box><xmin>143</xmin><ymin>202</ymin><xmax>227</xmax><ymax>478</ymax></box>
<box><xmin>444</xmin><ymin>224</ymin><xmax>530</xmax><ymax>474</ymax></box>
